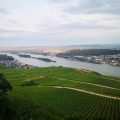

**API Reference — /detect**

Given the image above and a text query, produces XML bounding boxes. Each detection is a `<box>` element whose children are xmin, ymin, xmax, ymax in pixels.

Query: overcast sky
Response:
<box><xmin>0</xmin><ymin>0</ymin><xmax>120</xmax><ymax>47</ymax></box>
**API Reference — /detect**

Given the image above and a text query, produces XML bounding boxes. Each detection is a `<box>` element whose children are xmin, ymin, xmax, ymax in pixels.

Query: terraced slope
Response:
<box><xmin>0</xmin><ymin>66</ymin><xmax>120</xmax><ymax>120</ymax></box>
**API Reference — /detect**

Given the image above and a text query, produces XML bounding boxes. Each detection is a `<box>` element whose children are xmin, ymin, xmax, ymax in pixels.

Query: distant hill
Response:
<box><xmin>56</xmin><ymin>49</ymin><xmax>120</xmax><ymax>57</ymax></box>
<box><xmin>1</xmin><ymin>44</ymin><xmax>120</xmax><ymax>54</ymax></box>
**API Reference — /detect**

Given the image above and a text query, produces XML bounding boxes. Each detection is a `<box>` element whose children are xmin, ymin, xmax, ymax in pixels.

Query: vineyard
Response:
<box><xmin>0</xmin><ymin>66</ymin><xmax>120</xmax><ymax>120</ymax></box>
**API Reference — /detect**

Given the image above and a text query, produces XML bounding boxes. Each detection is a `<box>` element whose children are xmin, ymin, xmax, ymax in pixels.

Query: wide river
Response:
<box><xmin>5</xmin><ymin>53</ymin><xmax>120</xmax><ymax>77</ymax></box>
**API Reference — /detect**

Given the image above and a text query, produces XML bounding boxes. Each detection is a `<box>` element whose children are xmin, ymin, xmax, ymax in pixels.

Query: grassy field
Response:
<box><xmin>0</xmin><ymin>66</ymin><xmax>120</xmax><ymax>120</ymax></box>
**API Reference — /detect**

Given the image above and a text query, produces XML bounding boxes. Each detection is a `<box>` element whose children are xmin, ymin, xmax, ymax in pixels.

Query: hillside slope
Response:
<box><xmin>0</xmin><ymin>66</ymin><xmax>120</xmax><ymax>120</ymax></box>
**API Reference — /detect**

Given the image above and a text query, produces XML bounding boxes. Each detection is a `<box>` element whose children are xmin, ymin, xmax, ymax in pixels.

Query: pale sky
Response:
<box><xmin>0</xmin><ymin>0</ymin><xmax>120</xmax><ymax>46</ymax></box>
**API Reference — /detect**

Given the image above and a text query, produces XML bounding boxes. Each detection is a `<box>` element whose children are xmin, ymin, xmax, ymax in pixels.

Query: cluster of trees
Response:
<box><xmin>0</xmin><ymin>54</ymin><xmax>14</xmax><ymax>61</ymax></box>
<box><xmin>0</xmin><ymin>73</ymin><xmax>13</xmax><ymax>120</ymax></box>
<box><xmin>57</xmin><ymin>49</ymin><xmax>120</xmax><ymax>57</ymax></box>
<box><xmin>0</xmin><ymin>73</ymin><xmax>12</xmax><ymax>94</ymax></box>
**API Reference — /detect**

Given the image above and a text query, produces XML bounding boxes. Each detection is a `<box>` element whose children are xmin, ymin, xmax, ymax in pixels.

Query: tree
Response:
<box><xmin>0</xmin><ymin>73</ymin><xmax>12</xmax><ymax>94</ymax></box>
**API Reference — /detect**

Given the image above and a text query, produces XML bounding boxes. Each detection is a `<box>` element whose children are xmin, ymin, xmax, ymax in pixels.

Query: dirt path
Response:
<box><xmin>79</xmin><ymin>82</ymin><xmax>120</xmax><ymax>91</ymax></box>
<box><xmin>39</xmin><ymin>85</ymin><xmax>120</xmax><ymax>100</ymax></box>
<box><xmin>56</xmin><ymin>77</ymin><xmax>120</xmax><ymax>91</ymax></box>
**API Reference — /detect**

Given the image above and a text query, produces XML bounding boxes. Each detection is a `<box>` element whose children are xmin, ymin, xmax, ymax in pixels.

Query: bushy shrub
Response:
<box><xmin>0</xmin><ymin>73</ymin><xmax>12</xmax><ymax>94</ymax></box>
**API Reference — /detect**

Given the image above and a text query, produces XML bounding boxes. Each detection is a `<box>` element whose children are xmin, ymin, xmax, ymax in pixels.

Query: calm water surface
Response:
<box><xmin>5</xmin><ymin>53</ymin><xmax>120</xmax><ymax>77</ymax></box>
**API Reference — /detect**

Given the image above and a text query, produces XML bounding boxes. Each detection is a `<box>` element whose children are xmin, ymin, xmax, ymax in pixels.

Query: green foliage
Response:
<box><xmin>0</xmin><ymin>66</ymin><xmax>120</xmax><ymax>119</ymax></box>
<box><xmin>0</xmin><ymin>73</ymin><xmax>12</xmax><ymax>94</ymax></box>
<box><xmin>21</xmin><ymin>80</ymin><xmax>40</xmax><ymax>86</ymax></box>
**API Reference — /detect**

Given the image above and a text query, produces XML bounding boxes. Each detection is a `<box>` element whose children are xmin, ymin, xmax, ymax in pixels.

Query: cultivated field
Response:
<box><xmin>0</xmin><ymin>66</ymin><xmax>120</xmax><ymax>120</ymax></box>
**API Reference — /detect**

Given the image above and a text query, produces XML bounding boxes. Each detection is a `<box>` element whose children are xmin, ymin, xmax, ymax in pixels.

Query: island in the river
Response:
<box><xmin>18</xmin><ymin>54</ymin><xmax>56</xmax><ymax>63</ymax></box>
<box><xmin>32</xmin><ymin>57</ymin><xmax>56</xmax><ymax>63</ymax></box>
<box><xmin>18</xmin><ymin>54</ymin><xmax>31</xmax><ymax>58</ymax></box>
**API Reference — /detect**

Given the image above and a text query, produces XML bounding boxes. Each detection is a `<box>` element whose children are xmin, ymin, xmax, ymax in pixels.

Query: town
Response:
<box><xmin>66</xmin><ymin>54</ymin><xmax>120</xmax><ymax>66</ymax></box>
<box><xmin>56</xmin><ymin>49</ymin><xmax>120</xmax><ymax>67</ymax></box>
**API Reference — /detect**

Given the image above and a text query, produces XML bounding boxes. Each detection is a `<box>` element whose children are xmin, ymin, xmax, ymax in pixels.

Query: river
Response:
<box><xmin>3</xmin><ymin>53</ymin><xmax>120</xmax><ymax>78</ymax></box>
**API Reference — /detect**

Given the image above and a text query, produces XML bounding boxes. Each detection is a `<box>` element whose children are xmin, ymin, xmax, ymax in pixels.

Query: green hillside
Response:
<box><xmin>0</xmin><ymin>66</ymin><xmax>120</xmax><ymax>120</ymax></box>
